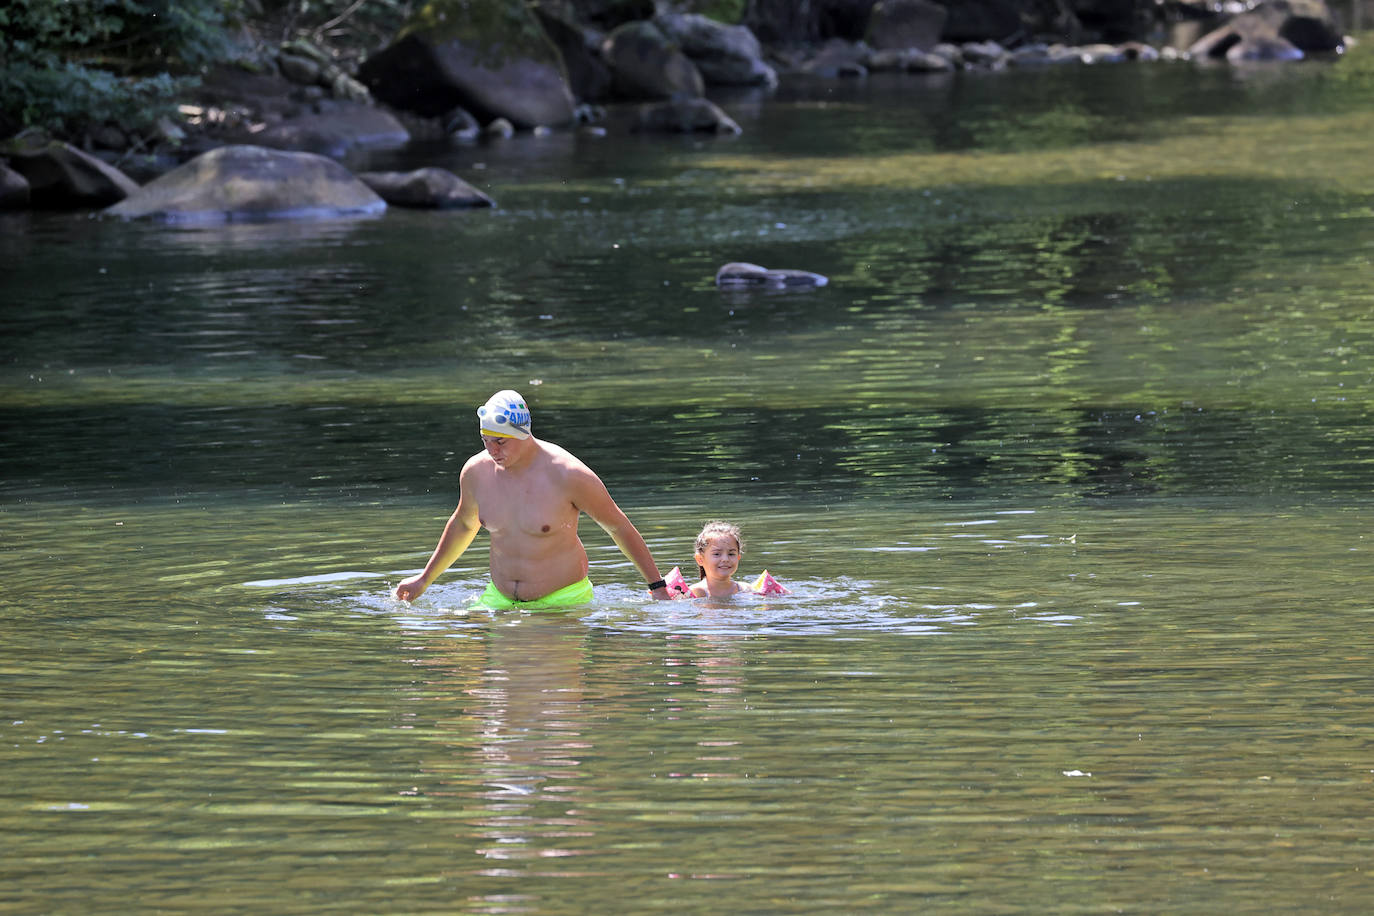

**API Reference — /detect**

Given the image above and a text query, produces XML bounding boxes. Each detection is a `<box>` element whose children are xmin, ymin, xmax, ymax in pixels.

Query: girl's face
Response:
<box><xmin>696</xmin><ymin>535</ymin><xmax>741</xmax><ymax>581</ymax></box>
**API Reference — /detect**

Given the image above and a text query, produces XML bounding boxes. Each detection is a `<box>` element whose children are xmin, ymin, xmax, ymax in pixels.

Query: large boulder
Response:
<box><xmin>865</xmin><ymin>0</ymin><xmax>948</xmax><ymax>51</ymax></box>
<box><xmin>253</xmin><ymin>102</ymin><xmax>411</xmax><ymax>159</ymax></box>
<box><xmin>534</xmin><ymin>5</ymin><xmax>615</xmax><ymax>102</ymax></box>
<box><xmin>3</xmin><ymin>135</ymin><xmax>140</xmax><ymax>208</ymax></box>
<box><xmin>601</xmin><ymin>20</ymin><xmax>705</xmax><ymax>99</ymax></box>
<box><xmin>1189</xmin><ymin>0</ymin><xmax>1342</xmax><ymax>60</ymax></box>
<box><xmin>359</xmin><ymin>32</ymin><xmax>577</xmax><ymax>129</ymax></box>
<box><xmin>653</xmin><ymin>12</ymin><xmax>778</xmax><ymax>87</ymax></box>
<box><xmin>355</xmin><ymin>167</ymin><xmax>495</xmax><ymax>209</ymax></box>
<box><xmin>104</xmin><ymin>145</ymin><xmax>385</xmax><ymax>223</ymax></box>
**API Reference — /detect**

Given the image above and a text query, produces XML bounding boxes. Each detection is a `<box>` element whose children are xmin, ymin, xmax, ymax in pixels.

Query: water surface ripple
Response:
<box><xmin>4</xmin><ymin>53</ymin><xmax>1374</xmax><ymax>914</ymax></box>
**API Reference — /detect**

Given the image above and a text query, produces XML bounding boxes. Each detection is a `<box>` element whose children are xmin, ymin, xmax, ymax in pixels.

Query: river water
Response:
<box><xmin>4</xmin><ymin>49</ymin><xmax>1374</xmax><ymax>913</ymax></box>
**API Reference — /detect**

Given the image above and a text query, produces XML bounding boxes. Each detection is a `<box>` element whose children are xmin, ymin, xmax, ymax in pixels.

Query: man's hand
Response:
<box><xmin>393</xmin><ymin>575</ymin><xmax>428</xmax><ymax>602</ymax></box>
<box><xmin>649</xmin><ymin>585</ymin><xmax>673</xmax><ymax>601</ymax></box>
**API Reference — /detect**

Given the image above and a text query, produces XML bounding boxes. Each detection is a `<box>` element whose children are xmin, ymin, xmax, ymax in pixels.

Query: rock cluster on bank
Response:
<box><xmin>0</xmin><ymin>0</ymin><xmax>1349</xmax><ymax>222</ymax></box>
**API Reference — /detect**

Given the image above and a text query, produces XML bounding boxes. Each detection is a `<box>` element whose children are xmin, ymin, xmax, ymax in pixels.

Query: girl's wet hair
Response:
<box><xmin>695</xmin><ymin>520</ymin><xmax>743</xmax><ymax>579</ymax></box>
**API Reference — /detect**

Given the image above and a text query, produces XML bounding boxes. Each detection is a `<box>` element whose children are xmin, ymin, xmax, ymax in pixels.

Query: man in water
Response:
<box><xmin>392</xmin><ymin>389</ymin><xmax>674</xmax><ymax>607</ymax></box>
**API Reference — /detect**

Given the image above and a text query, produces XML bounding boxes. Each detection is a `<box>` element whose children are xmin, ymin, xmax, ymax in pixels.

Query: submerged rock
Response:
<box><xmin>633</xmin><ymin>98</ymin><xmax>741</xmax><ymax>134</ymax></box>
<box><xmin>715</xmin><ymin>262</ymin><xmax>829</xmax><ymax>288</ymax></box>
<box><xmin>104</xmin><ymin>145</ymin><xmax>385</xmax><ymax>223</ymax></box>
<box><xmin>355</xmin><ymin>167</ymin><xmax>495</xmax><ymax>209</ymax></box>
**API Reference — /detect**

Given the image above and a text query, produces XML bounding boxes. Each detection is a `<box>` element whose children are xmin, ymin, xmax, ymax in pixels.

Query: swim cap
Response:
<box><xmin>477</xmin><ymin>389</ymin><xmax>531</xmax><ymax>439</ymax></box>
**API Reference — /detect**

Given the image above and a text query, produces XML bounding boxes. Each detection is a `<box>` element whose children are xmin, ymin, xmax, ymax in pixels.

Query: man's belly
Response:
<box><xmin>488</xmin><ymin>533</ymin><xmax>589</xmax><ymax>601</ymax></box>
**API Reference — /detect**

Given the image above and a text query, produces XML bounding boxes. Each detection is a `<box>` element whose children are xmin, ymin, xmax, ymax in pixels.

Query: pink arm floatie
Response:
<box><xmin>665</xmin><ymin>566</ymin><xmax>691</xmax><ymax>596</ymax></box>
<box><xmin>751</xmin><ymin>570</ymin><xmax>789</xmax><ymax>595</ymax></box>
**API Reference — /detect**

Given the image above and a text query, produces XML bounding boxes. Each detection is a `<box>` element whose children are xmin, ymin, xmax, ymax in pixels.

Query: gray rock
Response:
<box><xmin>654</xmin><ymin>12</ymin><xmax>778</xmax><ymax>88</ymax></box>
<box><xmin>1227</xmin><ymin>34</ymin><xmax>1305</xmax><ymax>60</ymax></box>
<box><xmin>961</xmin><ymin>40</ymin><xmax>1008</xmax><ymax>66</ymax></box>
<box><xmin>0</xmin><ymin>162</ymin><xmax>31</xmax><ymax>209</ymax></box>
<box><xmin>252</xmin><ymin>102</ymin><xmax>410</xmax><ymax>159</ymax></box>
<box><xmin>1078</xmin><ymin>43</ymin><xmax>1131</xmax><ymax>64</ymax></box>
<box><xmin>356</xmin><ymin>167</ymin><xmax>494</xmax><ymax>209</ymax></box>
<box><xmin>4</xmin><ymin>135</ymin><xmax>141</xmax><ymax>208</ymax></box>
<box><xmin>443</xmin><ymin>107</ymin><xmax>482</xmax><ymax>142</ymax></box>
<box><xmin>328</xmin><ymin>71</ymin><xmax>372</xmax><ymax>104</ymax></box>
<box><xmin>602</xmin><ymin>20</ymin><xmax>705</xmax><ymax>100</ymax></box>
<box><xmin>104</xmin><ymin>145</ymin><xmax>385</xmax><ymax>223</ymax></box>
<box><xmin>485</xmin><ymin>117</ymin><xmax>515</xmax><ymax>138</ymax></box>
<box><xmin>1190</xmin><ymin>0</ymin><xmax>1341</xmax><ymax>61</ymax></box>
<box><xmin>715</xmin><ymin>262</ymin><xmax>829</xmax><ymax>288</ymax></box>
<box><xmin>904</xmin><ymin>48</ymin><xmax>957</xmax><ymax>72</ymax></box>
<box><xmin>633</xmin><ymin>99</ymin><xmax>741</xmax><ymax>134</ymax></box>
<box><xmin>865</xmin><ymin>0</ymin><xmax>948</xmax><ymax>52</ymax></box>
<box><xmin>278</xmin><ymin>52</ymin><xmax>323</xmax><ymax>86</ymax></box>
<box><xmin>800</xmin><ymin>40</ymin><xmax>871</xmax><ymax>78</ymax></box>
<box><xmin>1009</xmin><ymin>43</ymin><xmax>1088</xmax><ymax>65</ymax></box>
<box><xmin>933</xmin><ymin>43</ymin><xmax>965</xmax><ymax>67</ymax></box>
<box><xmin>534</xmin><ymin>6</ymin><xmax>614</xmax><ymax>102</ymax></box>
<box><xmin>866</xmin><ymin>47</ymin><xmax>954</xmax><ymax>72</ymax></box>
<box><xmin>359</xmin><ymin>32</ymin><xmax>576</xmax><ymax>129</ymax></box>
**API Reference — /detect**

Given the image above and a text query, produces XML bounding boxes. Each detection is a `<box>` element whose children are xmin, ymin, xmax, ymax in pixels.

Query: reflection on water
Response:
<box><xmin>2</xmin><ymin>494</ymin><xmax>1373</xmax><ymax>911</ymax></box>
<box><xmin>431</xmin><ymin>617</ymin><xmax>600</xmax><ymax>875</ymax></box>
<box><xmin>4</xmin><ymin>48</ymin><xmax>1374</xmax><ymax>913</ymax></box>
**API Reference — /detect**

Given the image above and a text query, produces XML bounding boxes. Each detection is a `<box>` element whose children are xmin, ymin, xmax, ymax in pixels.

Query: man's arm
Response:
<box><xmin>393</xmin><ymin>466</ymin><xmax>481</xmax><ymax>602</ymax></box>
<box><xmin>572</xmin><ymin>467</ymin><xmax>671</xmax><ymax>600</ymax></box>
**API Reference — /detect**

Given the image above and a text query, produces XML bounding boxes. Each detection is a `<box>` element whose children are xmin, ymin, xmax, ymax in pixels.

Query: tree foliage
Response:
<box><xmin>0</xmin><ymin>0</ymin><xmax>416</xmax><ymax>142</ymax></box>
<box><xmin>0</xmin><ymin>0</ymin><xmax>244</xmax><ymax>139</ymax></box>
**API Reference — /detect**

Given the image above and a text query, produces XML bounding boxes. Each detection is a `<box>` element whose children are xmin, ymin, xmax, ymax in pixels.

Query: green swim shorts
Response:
<box><xmin>473</xmin><ymin>577</ymin><xmax>595</xmax><ymax>611</ymax></box>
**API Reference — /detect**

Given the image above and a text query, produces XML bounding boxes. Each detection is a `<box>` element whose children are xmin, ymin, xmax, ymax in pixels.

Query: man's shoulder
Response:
<box><xmin>461</xmin><ymin>450</ymin><xmax>495</xmax><ymax>475</ymax></box>
<box><xmin>536</xmin><ymin>438</ymin><xmax>590</xmax><ymax>471</ymax></box>
<box><xmin>533</xmin><ymin>440</ymin><xmax>605</xmax><ymax>496</ymax></box>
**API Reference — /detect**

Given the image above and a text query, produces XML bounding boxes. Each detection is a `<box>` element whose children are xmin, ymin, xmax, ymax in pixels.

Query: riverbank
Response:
<box><xmin>0</xmin><ymin>0</ymin><xmax>1352</xmax><ymax>217</ymax></box>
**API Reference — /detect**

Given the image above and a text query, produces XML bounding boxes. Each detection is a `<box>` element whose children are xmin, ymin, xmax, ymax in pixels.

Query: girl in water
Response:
<box><xmin>674</xmin><ymin>521</ymin><xmax>787</xmax><ymax>598</ymax></box>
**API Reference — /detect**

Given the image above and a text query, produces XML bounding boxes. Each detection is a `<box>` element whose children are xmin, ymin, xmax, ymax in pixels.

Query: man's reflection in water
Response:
<box><xmin>400</xmin><ymin>610</ymin><xmax>752</xmax><ymax>888</ymax></box>
<box><xmin>404</xmin><ymin>613</ymin><xmax>597</xmax><ymax>877</ymax></box>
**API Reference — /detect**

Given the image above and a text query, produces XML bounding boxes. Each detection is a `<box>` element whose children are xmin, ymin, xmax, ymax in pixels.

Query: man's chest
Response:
<box><xmin>478</xmin><ymin>478</ymin><xmax>578</xmax><ymax>536</ymax></box>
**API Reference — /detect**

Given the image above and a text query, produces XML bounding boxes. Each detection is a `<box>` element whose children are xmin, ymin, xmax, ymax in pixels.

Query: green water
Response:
<box><xmin>3</xmin><ymin>54</ymin><xmax>1374</xmax><ymax>913</ymax></box>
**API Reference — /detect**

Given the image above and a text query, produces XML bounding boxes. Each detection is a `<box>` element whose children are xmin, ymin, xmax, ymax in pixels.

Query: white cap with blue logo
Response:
<box><xmin>478</xmin><ymin>390</ymin><xmax>532</xmax><ymax>439</ymax></box>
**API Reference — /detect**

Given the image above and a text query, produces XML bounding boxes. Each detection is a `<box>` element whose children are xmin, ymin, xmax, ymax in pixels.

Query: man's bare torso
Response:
<box><xmin>469</xmin><ymin>441</ymin><xmax>589</xmax><ymax>601</ymax></box>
